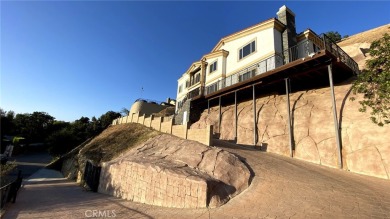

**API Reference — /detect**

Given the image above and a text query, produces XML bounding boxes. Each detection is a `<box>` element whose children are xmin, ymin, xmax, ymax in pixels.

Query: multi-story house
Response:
<box><xmin>175</xmin><ymin>5</ymin><xmax>358</xmax><ymax>125</ymax></box>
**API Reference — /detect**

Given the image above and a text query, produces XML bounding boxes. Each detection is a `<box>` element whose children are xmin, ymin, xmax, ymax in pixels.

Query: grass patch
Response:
<box><xmin>80</xmin><ymin>123</ymin><xmax>160</xmax><ymax>163</ymax></box>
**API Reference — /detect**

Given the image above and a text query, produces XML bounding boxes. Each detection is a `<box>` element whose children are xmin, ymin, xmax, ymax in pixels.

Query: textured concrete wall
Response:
<box><xmin>187</xmin><ymin>126</ymin><xmax>212</xmax><ymax>146</ymax></box>
<box><xmin>138</xmin><ymin>115</ymin><xmax>145</xmax><ymax>125</ymax></box>
<box><xmin>113</xmin><ymin>115</ymin><xmax>212</xmax><ymax>146</ymax></box>
<box><xmin>144</xmin><ymin>117</ymin><xmax>152</xmax><ymax>128</ymax></box>
<box><xmin>160</xmin><ymin>120</ymin><xmax>172</xmax><ymax>134</ymax></box>
<box><xmin>132</xmin><ymin>113</ymin><xmax>140</xmax><ymax>123</ymax></box>
<box><xmin>151</xmin><ymin>117</ymin><xmax>162</xmax><ymax>131</ymax></box>
<box><xmin>172</xmin><ymin>125</ymin><xmax>187</xmax><ymax>139</ymax></box>
<box><xmin>191</xmin><ymin>84</ymin><xmax>390</xmax><ymax>179</ymax></box>
<box><xmin>98</xmin><ymin>161</ymin><xmax>208</xmax><ymax>208</ymax></box>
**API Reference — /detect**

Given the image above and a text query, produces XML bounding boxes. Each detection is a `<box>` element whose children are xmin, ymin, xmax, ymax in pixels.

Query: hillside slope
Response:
<box><xmin>60</xmin><ymin>123</ymin><xmax>251</xmax><ymax>208</ymax></box>
<box><xmin>338</xmin><ymin>23</ymin><xmax>390</xmax><ymax>69</ymax></box>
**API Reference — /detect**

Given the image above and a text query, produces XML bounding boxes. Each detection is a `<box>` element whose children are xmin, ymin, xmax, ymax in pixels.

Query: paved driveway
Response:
<box><xmin>8</xmin><ymin>151</ymin><xmax>52</xmax><ymax>178</ymax></box>
<box><xmin>3</xmin><ymin>141</ymin><xmax>390</xmax><ymax>218</ymax></box>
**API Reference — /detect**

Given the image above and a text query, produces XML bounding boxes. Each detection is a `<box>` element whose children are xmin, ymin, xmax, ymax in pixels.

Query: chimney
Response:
<box><xmin>277</xmin><ymin>5</ymin><xmax>297</xmax><ymax>62</ymax></box>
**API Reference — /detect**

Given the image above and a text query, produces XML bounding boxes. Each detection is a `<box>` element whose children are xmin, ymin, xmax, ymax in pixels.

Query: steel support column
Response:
<box><xmin>219</xmin><ymin>96</ymin><xmax>222</xmax><ymax>134</ymax></box>
<box><xmin>253</xmin><ymin>85</ymin><xmax>257</xmax><ymax>146</ymax></box>
<box><xmin>285</xmin><ymin>78</ymin><xmax>294</xmax><ymax>157</ymax></box>
<box><xmin>234</xmin><ymin>91</ymin><xmax>237</xmax><ymax>141</ymax></box>
<box><xmin>208</xmin><ymin>99</ymin><xmax>210</xmax><ymax>114</ymax></box>
<box><xmin>328</xmin><ymin>64</ymin><xmax>343</xmax><ymax>169</ymax></box>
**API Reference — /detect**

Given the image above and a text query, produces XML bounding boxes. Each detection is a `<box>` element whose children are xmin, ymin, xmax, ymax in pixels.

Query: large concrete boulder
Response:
<box><xmin>98</xmin><ymin>134</ymin><xmax>251</xmax><ymax>208</ymax></box>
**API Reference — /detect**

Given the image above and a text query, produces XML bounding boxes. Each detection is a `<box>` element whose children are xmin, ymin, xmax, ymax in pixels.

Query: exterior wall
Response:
<box><xmin>177</xmin><ymin>74</ymin><xmax>190</xmax><ymax>102</ymax></box>
<box><xmin>112</xmin><ymin>116</ymin><xmax>212</xmax><ymax>146</ymax></box>
<box><xmin>172</xmin><ymin>125</ymin><xmax>187</xmax><ymax>139</ymax></box>
<box><xmin>151</xmin><ymin>117</ymin><xmax>162</xmax><ymax>131</ymax></box>
<box><xmin>130</xmin><ymin>100</ymin><xmax>170</xmax><ymax>117</ymax></box>
<box><xmin>144</xmin><ymin>117</ymin><xmax>152</xmax><ymax>127</ymax></box>
<box><xmin>221</xmin><ymin>27</ymin><xmax>276</xmax><ymax>77</ymax></box>
<box><xmin>273</xmin><ymin>29</ymin><xmax>283</xmax><ymax>54</ymax></box>
<box><xmin>160</xmin><ymin>120</ymin><xmax>173</xmax><ymax>134</ymax></box>
<box><xmin>187</xmin><ymin>126</ymin><xmax>212</xmax><ymax>146</ymax></box>
<box><xmin>138</xmin><ymin>115</ymin><xmax>145</xmax><ymax>125</ymax></box>
<box><xmin>204</xmin><ymin>56</ymin><xmax>224</xmax><ymax>86</ymax></box>
<box><xmin>133</xmin><ymin>112</ymin><xmax>140</xmax><ymax>123</ymax></box>
<box><xmin>175</xmin><ymin>99</ymin><xmax>190</xmax><ymax>125</ymax></box>
<box><xmin>98</xmin><ymin>161</ymin><xmax>208</xmax><ymax>208</ymax></box>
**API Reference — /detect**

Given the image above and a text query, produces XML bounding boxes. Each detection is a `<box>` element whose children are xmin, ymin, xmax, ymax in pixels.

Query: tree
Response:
<box><xmin>99</xmin><ymin>111</ymin><xmax>121</xmax><ymax>129</ymax></box>
<box><xmin>324</xmin><ymin>31</ymin><xmax>342</xmax><ymax>42</ymax></box>
<box><xmin>120</xmin><ymin>107</ymin><xmax>129</xmax><ymax>116</ymax></box>
<box><xmin>13</xmin><ymin>112</ymin><xmax>55</xmax><ymax>143</ymax></box>
<box><xmin>351</xmin><ymin>33</ymin><xmax>390</xmax><ymax>126</ymax></box>
<box><xmin>0</xmin><ymin>109</ymin><xmax>15</xmax><ymax>136</ymax></box>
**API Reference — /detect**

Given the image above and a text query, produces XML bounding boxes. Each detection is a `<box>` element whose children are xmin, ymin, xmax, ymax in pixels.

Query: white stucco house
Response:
<box><xmin>175</xmin><ymin>5</ymin><xmax>358</xmax><ymax>125</ymax></box>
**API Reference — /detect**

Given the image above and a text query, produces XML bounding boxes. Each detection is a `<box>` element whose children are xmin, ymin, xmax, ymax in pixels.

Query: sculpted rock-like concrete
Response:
<box><xmin>191</xmin><ymin>84</ymin><xmax>390</xmax><ymax>179</ymax></box>
<box><xmin>98</xmin><ymin>134</ymin><xmax>251</xmax><ymax>208</ymax></box>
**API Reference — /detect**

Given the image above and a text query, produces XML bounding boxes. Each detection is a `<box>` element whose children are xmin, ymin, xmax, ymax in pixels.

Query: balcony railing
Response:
<box><xmin>187</xmin><ymin>87</ymin><xmax>201</xmax><ymax>99</ymax></box>
<box><xmin>321</xmin><ymin>33</ymin><xmax>360</xmax><ymax>74</ymax></box>
<box><xmin>205</xmin><ymin>53</ymin><xmax>284</xmax><ymax>95</ymax></box>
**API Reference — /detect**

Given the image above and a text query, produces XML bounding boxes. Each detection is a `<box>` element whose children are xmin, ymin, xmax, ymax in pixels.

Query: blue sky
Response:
<box><xmin>1</xmin><ymin>1</ymin><xmax>389</xmax><ymax>122</ymax></box>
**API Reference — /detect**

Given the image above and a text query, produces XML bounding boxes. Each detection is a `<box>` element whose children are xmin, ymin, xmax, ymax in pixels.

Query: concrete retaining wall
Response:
<box><xmin>151</xmin><ymin>117</ymin><xmax>162</xmax><ymax>131</ymax></box>
<box><xmin>112</xmin><ymin>115</ymin><xmax>212</xmax><ymax>146</ymax></box>
<box><xmin>144</xmin><ymin>117</ymin><xmax>152</xmax><ymax>128</ymax></box>
<box><xmin>160</xmin><ymin>120</ymin><xmax>173</xmax><ymax>134</ymax></box>
<box><xmin>187</xmin><ymin>126</ymin><xmax>213</xmax><ymax>146</ymax></box>
<box><xmin>172</xmin><ymin>125</ymin><xmax>187</xmax><ymax>139</ymax></box>
<box><xmin>98</xmin><ymin>161</ymin><xmax>208</xmax><ymax>208</ymax></box>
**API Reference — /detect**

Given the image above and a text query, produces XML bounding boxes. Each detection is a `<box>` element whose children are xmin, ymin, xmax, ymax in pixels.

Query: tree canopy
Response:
<box><xmin>1</xmin><ymin>108</ymin><xmax>122</xmax><ymax>155</ymax></box>
<box><xmin>324</xmin><ymin>31</ymin><xmax>342</xmax><ymax>42</ymax></box>
<box><xmin>351</xmin><ymin>33</ymin><xmax>390</xmax><ymax>126</ymax></box>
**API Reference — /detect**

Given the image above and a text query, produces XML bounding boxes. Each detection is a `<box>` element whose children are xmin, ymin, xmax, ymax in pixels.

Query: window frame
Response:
<box><xmin>209</xmin><ymin>60</ymin><xmax>218</xmax><ymax>74</ymax></box>
<box><xmin>238</xmin><ymin>38</ymin><xmax>257</xmax><ymax>61</ymax></box>
<box><xmin>178</xmin><ymin>84</ymin><xmax>183</xmax><ymax>93</ymax></box>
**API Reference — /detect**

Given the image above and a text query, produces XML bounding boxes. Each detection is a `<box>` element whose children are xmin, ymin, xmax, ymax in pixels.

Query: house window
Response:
<box><xmin>190</xmin><ymin>71</ymin><xmax>201</xmax><ymax>86</ymax></box>
<box><xmin>239</xmin><ymin>40</ymin><xmax>256</xmax><ymax>60</ymax></box>
<box><xmin>178</xmin><ymin>84</ymin><xmax>183</xmax><ymax>93</ymax></box>
<box><xmin>185</xmin><ymin>80</ymin><xmax>189</xmax><ymax>88</ymax></box>
<box><xmin>209</xmin><ymin>61</ymin><xmax>217</xmax><ymax>73</ymax></box>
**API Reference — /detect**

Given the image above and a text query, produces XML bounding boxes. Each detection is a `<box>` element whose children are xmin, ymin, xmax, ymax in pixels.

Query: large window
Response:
<box><xmin>239</xmin><ymin>40</ymin><xmax>256</xmax><ymax>60</ymax></box>
<box><xmin>178</xmin><ymin>84</ymin><xmax>183</xmax><ymax>93</ymax></box>
<box><xmin>209</xmin><ymin>61</ymin><xmax>217</xmax><ymax>73</ymax></box>
<box><xmin>190</xmin><ymin>71</ymin><xmax>201</xmax><ymax>86</ymax></box>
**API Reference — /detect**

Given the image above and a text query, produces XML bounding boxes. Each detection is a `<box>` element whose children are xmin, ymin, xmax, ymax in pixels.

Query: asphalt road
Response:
<box><xmin>7</xmin><ymin>150</ymin><xmax>53</xmax><ymax>179</ymax></box>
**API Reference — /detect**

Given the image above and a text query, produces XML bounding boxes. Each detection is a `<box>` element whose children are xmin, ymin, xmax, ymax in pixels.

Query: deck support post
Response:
<box><xmin>234</xmin><ymin>91</ymin><xmax>238</xmax><ymax>142</ymax></box>
<box><xmin>219</xmin><ymin>96</ymin><xmax>222</xmax><ymax>135</ymax></box>
<box><xmin>328</xmin><ymin>64</ymin><xmax>343</xmax><ymax>169</ymax></box>
<box><xmin>253</xmin><ymin>85</ymin><xmax>257</xmax><ymax>146</ymax></box>
<box><xmin>208</xmin><ymin>99</ymin><xmax>210</xmax><ymax>114</ymax></box>
<box><xmin>285</xmin><ymin>78</ymin><xmax>294</xmax><ymax>157</ymax></box>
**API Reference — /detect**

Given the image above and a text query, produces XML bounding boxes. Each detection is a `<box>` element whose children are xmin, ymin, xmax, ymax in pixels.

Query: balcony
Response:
<box><xmin>205</xmin><ymin>53</ymin><xmax>284</xmax><ymax>95</ymax></box>
<box><xmin>202</xmin><ymin>33</ymin><xmax>358</xmax><ymax>97</ymax></box>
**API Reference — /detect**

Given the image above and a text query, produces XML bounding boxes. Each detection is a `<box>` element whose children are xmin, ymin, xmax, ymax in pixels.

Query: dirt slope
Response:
<box><xmin>338</xmin><ymin>23</ymin><xmax>390</xmax><ymax>69</ymax></box>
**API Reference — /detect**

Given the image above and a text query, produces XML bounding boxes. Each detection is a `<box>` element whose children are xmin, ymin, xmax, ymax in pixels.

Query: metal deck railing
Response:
<box><xmin>321</xmin><ymin>33</ymin><xmax>360</xmax><ymax>74</ymax></box>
